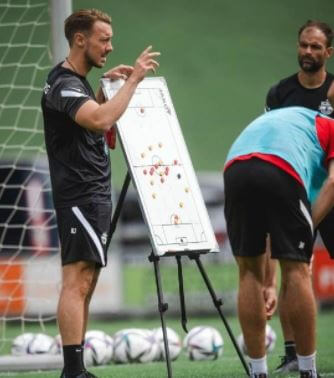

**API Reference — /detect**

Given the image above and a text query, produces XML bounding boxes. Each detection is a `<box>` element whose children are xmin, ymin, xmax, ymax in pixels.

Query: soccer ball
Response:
<box><xmin>183</xmin><ymin>326</ymin><xmax>224</xmax><ymax>361</ymax></box>
<box><xmin>113</xmin><ymin>328</ymin><xmax>159</xmax><ymax>363</ymax></box>
<box><xmin>84</xmin><ymin>330</ymin><xmax>113</xmax><ymax>366</ymax></box>
<box><xmin>152</xmin><ymin>326</ymin><xmax>182</xmax><ymax>361</ymax></box>
<box><xmin>237</xmin><ymin>324</ymin><xmax>277</xmax><ymax>356</ymax></box>
<box><xmin>11</xmin><ymin>333</ymin><xmax>34</xmax><ymax>355</ymax></box>
<box><xmin>265</xmin><ymin>324</ymin><xmax>277</xmax><ymax>353</ymax></box>
<box><xmin>11</xmin><ymin>332</ymin><xmax>54</xmax><ymax>355</ymax></box>
<box><xmin>49</xmin><ymin>334</ymin><xmax>62</xmax><ymax>355</ymax></box>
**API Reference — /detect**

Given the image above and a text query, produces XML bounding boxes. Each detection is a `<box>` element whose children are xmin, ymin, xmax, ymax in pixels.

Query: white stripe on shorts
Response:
<box><xmin>72</xmin><ymin>206</ymin><xmax>106</xmax><ymax>266</ymax></box>
<box><xmin>299</xmin><ymin>200</ymin><xmax>313</xmax><ymax>235</ymax></box>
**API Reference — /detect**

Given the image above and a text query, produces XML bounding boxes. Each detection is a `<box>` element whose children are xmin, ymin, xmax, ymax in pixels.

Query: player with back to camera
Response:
<box><xmin>265</xmin><ymin>19</ymin><xmax>334</xmax><ymax>374</ymax></box>
<box><xmin>224</xmin><ymin>90</ymin><xmax>334</xmax><ymax>377</ymax></box>
<box><xmin>41</xmin><ymin>9</ymin><xmax>160</xmax><ymax>378</ymax></box>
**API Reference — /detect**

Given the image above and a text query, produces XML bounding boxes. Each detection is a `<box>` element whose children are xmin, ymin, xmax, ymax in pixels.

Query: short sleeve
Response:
<box><xmin>44</xmin><ymin>75</ymin><xmax>92</xmax><ymax>120</ymax></box>
<box><xmin>265</xmin><ymin>84</ymin><xmax>280</xmax><ymax>111</ymax></box>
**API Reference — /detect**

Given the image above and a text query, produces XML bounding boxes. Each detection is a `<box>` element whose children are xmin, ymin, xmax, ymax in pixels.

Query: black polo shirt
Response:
<box><xmin>41</xmin><ymin>63</ymin><xmax>111</xmax><ymax>208</ymax></box>
<box><xmin>266</xmin><ymin>72</ymin><xmax>334</xmax><ymax>117</ymax></box>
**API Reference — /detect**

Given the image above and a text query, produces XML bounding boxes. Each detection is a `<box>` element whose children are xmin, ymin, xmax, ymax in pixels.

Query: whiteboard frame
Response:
<box><xmin>101</xmin><ymin>77</ymin><xmax>219</xmax><ymax>256</ymax></box>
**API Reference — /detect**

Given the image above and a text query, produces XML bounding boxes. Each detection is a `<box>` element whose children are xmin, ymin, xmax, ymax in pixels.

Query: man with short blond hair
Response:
<box><xmin>41</xmin><ymin>8</ymin><xmax>160</xmax><ymax>378</ymax></box>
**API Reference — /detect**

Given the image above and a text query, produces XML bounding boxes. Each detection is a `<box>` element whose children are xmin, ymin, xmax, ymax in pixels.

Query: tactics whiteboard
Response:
<box><xmin>101</xmin><ymin>77</ymin><xmax>219</xmax><ymax>256</ymax></box>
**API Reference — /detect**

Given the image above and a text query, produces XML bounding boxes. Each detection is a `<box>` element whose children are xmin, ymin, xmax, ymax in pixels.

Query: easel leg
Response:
<box><xmin>108</xmin><ymin>172</ymin><xmax>131</xmax><ymax>244</ymax></box>
<box><xmin>191</xmin><ymin>255</ymin><xmax>250</xmax><ymax>376</ymax></box>
<box><xmin>176</xmin><ymin>256</ymin><xmax>188</xmax><ymax>333</ymax></box>
<box><xmin>149</xmin><ymin>252</ymin><xmax>173</xmax><ymax>378</ymax></box>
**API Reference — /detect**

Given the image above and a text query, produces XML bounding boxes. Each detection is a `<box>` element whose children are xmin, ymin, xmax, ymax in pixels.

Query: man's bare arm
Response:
<box><xmin>263</xmin><ymin>238</ymin><xmax>278</xmax><ymax>320</ymax></box>
<box><xmin>95</xmin><ymin>64</ymin><xmax>134</xmax><ymax>104</ymax></box>
<box><xmin>75</xmin><ymin>46</ymin><xmax>160</xmax><ymax>132</ymax></box>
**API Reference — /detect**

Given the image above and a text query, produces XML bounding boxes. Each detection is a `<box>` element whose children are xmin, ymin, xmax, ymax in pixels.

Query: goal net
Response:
<box><xmin>0</xmin><ymin>0</ymin><xmax>60</xmax><ymax>356</ymax></box>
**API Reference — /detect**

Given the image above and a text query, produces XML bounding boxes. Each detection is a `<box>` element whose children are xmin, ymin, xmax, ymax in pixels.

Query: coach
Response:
<box><xmin>41</xmin><ymin>8</ymin><xmax>159</xmax><ymax>378</ymax></box>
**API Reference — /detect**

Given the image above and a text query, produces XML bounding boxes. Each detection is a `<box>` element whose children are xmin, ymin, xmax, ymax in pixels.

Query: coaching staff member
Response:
<box><xmin>224</xmin><ymin>105</ymin><xmax>334</xmax><ymax>378</ymax></box>
<box><xmin>265</xmin><ymin>20</ymin><xmax>334</xmax><ymax>373</ymax></box>
<box><xmin>41</xmin><ymin>9</ymin><xmax>160</xmax><ymax>378</ymax></box>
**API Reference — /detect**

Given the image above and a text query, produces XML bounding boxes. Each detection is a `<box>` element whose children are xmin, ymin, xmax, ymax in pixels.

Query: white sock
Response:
<box><xmin>297</xmin><ymin>352</ymin><xmax>317</xmax><ymax>375</ymax></box>
<box><xmin>249</xmin><ymin>355</ymin><xmax>268</xmax><ymax>376</ymax></box>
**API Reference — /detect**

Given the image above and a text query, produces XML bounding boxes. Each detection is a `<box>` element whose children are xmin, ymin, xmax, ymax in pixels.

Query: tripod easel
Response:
<box><xmin>109</xmin><ymin>172</ymin><xmax>250</xmax><ymax>377</ymax></box>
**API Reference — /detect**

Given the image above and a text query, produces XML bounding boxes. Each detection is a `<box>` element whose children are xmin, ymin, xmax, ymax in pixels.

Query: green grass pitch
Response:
<box><xmin>1</xmin><ymin>311</ymin><xmax>333</xmax><ymax>377</ymax></box>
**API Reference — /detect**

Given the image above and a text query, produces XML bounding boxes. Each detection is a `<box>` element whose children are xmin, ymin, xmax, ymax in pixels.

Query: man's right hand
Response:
<box><xmin>130</xmin><ymin>46</ymin><xmax>160</xmax><ymax>83</ymax></box>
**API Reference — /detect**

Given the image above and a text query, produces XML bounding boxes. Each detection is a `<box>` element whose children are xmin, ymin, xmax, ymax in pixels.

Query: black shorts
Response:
<box><xmin>318</xmin><ymin>208</ymin><xmax>334</xmax><ymax>259</ymax></box>
<box><xmin>224</xmin><ymin>159</ymin><xmax>313</xmax><ymax>262</ymax></box>
<box><xmin>55</xmin><ymin>203</ymin><xmax>112</xmax><ymax>267</ymax></box>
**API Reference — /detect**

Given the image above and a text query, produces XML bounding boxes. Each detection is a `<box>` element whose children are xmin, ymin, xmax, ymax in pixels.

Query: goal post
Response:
<box><xmin>0</xmin><ymin>0</ymin><xmax>69</xmax><ymax>366</ymax></box>
<box><xmin>50</xmin><ymin>0</ymin><xmax>72</xmax><ymax>65</ymax></box>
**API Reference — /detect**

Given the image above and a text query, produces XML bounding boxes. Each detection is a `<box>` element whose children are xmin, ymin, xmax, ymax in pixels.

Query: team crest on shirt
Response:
<box><xmin>101</xmin><ymin>232</ymin><xmax>108</xmax><ymax>245</ymax></box>
<box><xmin>319</xmin><ymin>99</ymin><xmax>333</xmax><ymax>115</ymax></box>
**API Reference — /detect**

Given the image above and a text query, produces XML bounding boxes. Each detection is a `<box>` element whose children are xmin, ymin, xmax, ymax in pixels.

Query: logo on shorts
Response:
<box><xmin>101</xmin><ymin>232</ymin><xmax>108</xmax><ymax>245</ymax></box>
<box><xmin>298</xmin><ymin>241</ymin><xmax>305</xmax><ymax>249</ymax></box>
<box><xmin>71</xmin><ymin>228</ymin><xmax>77</xmax><ymax>234</ymax></box>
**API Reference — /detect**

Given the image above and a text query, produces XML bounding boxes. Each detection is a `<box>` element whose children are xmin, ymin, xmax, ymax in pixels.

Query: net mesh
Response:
<box><xmin>0</xmin><ymin>0</ymin><xmax>60</xmax><ymax>354</ymax></box>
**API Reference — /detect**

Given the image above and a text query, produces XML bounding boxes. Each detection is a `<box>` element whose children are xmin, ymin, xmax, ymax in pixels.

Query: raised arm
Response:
<box><xmin>95</xmin><ymin>64</ymin><xmax>134</xmax><ymax>104</ymax></box>
<box><xmin>75</xmin><ymin>46</ymin><xmax>160</xmax><ymax>132</ymax></box>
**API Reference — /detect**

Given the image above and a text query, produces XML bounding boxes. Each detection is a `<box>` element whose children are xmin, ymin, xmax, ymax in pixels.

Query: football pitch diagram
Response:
<box><xmin>102</xmin><ymin>77</ymin><xmax>219</xmax><ymax>256</ymax></box>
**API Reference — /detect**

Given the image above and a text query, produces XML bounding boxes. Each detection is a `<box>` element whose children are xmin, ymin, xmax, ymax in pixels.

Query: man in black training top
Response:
<box><xmin>265</xmin><ymin>19</ymin><xmax>334</xmax><ymax>374</ymax></box>
<box><xmin>41</xmin><ymin>9</ymin><xmax>160</xmax><ymax>378</ymax></box>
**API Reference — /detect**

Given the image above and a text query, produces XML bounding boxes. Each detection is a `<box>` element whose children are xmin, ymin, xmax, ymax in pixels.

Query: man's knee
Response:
<box><xmin>62</xmin><ymin>261</ymin><xmax>99</xmax><ymax>299</ymax></box>
<box><xmin>280</xmin><ymin>259</ymin><xmax>311</xmax><ymax>281</ymax></box>
<box><xmin>236</xmin><ymin>255</ymin><xmax>266</xmax><ymax>283</ymax></box>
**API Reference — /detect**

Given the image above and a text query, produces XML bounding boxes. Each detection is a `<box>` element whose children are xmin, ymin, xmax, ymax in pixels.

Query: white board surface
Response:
<box><xmin>102</xmin><ymin>77</ymin><xmax>219</xmax><ymax>256</ymax></box>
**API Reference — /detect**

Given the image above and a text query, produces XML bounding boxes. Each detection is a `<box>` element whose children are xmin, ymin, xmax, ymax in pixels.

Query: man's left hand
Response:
<box><xmin>103</xmin><ymin>65</ymin><xmax>134</xmax><ymax>81</ymax></box>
